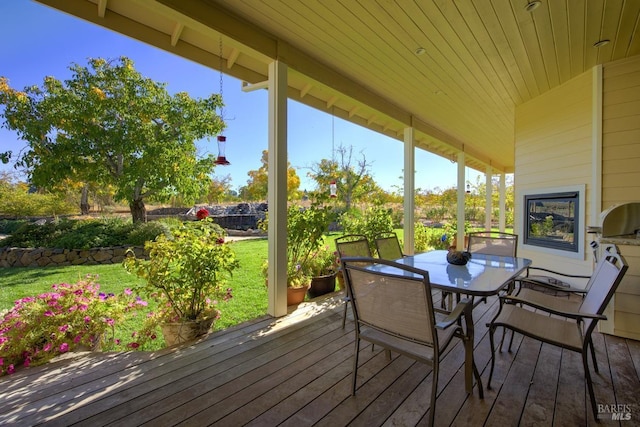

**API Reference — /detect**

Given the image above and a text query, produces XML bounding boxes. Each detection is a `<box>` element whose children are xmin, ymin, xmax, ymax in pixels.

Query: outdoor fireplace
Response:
<box><xmin>523</xmin><ymin>189</ymin><xmax>581</xmax><ymax>253</ymax></box>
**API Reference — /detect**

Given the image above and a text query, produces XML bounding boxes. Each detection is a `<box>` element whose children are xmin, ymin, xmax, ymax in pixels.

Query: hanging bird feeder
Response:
<box><xmin>214</xmin><ymin>135</ymin><xmax>230</xmax><ymax>165</ymax></box>
<box><xmin>330</xmin><ymin>180</ymin><xmax>337</xmax><ymax>198</ymax></box>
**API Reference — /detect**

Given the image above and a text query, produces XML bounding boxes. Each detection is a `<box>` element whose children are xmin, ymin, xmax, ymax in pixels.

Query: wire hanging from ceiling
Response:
<box><xmin>214</xmin><ymin>34</ymin><xmax>230</xmax><ymax>166</ymax></box>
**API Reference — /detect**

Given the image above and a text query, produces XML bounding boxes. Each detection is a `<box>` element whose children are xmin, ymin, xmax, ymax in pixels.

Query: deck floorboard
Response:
<box><xmin>1</xmin><ymin>292</ymin><xmax>638</xmax><ymax>426</ymax></box>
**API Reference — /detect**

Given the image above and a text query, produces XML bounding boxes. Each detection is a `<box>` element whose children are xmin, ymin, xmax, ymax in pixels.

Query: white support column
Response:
<box><xmin>267</xmin><ymin>60</ymin><xmax>288</xmax><ymax>317</ymax></box>
<box><xmin>457</xmin><ymin>152</ymin><xmax>466</xmax><ymax>250</ymax></box>
<box><xmin>485</xmin><ymin>166</ymin><xmax>493</xmax><ymax>231</ymax></box>
<box><xmin>403</xmin><ymin>127</ymin><xmax>415</xmax><ymax>255</ymax></box>
<box><xmin>499</xmin><ymin>173</ymin><xmax>506</xmax><ymax>232</ymax></box>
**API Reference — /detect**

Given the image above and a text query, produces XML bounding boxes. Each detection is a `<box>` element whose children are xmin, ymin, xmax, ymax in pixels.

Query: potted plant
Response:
<box><xmin>259</xmin><ymin>204</ymin><xmax>334</xmax><ymax>305</ymax></box>
<box><xmin>307</xmin><ymin>245</ymin><xmax>340</xmax><ymax>298</ymax></box>
<box><xmin>123</xmin><ymin>218</ymin><xmax>238</xmax><ymax>345</ymax></box>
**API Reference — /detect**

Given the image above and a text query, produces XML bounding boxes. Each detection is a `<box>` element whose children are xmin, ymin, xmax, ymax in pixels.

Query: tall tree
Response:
<box><xmin>0</xmin><ymin>57</ymin><xmax>223</xmax><ymax>222</ymax></box>
<box><xmin>242</xmin><ymin>150</ymin><xmax>301</xmax><ymax>201</ymax></box>
<box><xmin>308</xmin><ymin>144</ymin><xmax>374</xmax><ymax>209</ymax></box>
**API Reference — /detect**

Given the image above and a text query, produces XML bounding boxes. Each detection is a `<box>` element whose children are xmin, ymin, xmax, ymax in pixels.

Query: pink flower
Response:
<box><xmin>43</xmin><ymin>343</ymin><xmax>52</xmax><ymax>352</ymax></box>
<box><xmin>59</xmin><ymin>343</ymin><xmax>69</xmax><ymax>353</ymax></box>
<box><xmin>23</xmin><ymin>358</ymin><xmax>30</xmax><ymax>368</ymax></box>
<box><xmin>44</xmin><ymin>311</ymin><xmax>54</xmax><ymax>317</ymax></box>
<box><xmin>84</xmin><ymin>316</ymin><xmax>91</xmax><ymax>323</ymax></box>
<box><xmin>8</xmin><ymin>364</ymin><xmax>15</xmax><ymax>374</ymax></box>
<box><xmin>0</xmin><ymin>357</ymin><xmax>3</xmax><ymax>365</ymax></box>
<box><xmin>128</xmin><ymin>342</ymin><xmax>140</xmax><ymax>349</ymax></box>
<box><xmin>105</xmin><ymin>318</ymin><xmax>115</xmax><ymax>326</ymax></box>
<box><xmin>124</xmin><ymin>288</ymin><xmax>133</xmax><ymax>295</ymax></box>
<box><xmin>59</xmin><ymin>324</ymin><xmax>69</xmax><ymax>332</ymax></box>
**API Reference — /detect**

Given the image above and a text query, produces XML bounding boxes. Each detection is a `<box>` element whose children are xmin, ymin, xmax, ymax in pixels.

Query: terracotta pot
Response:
<box><xmin>287</xmin><ymin>284</ymin><xmax>310</xmax><ymax>306</ymax></box>
<box><xmin>161</xmin><ymin>317</ymin><xmax>215</xmax><ymax>346</ymax></box>
<box><xmin>308</xmin><ymin>273</ymin><xmax>336</xmax><ymax>298</ymax></box>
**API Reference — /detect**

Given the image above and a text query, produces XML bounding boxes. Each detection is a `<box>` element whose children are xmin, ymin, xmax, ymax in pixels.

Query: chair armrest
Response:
<box><xmin>500</xmin><ymin>295</ymin><xmax>607</xmax><ymax>321</ymax></box>
<box><xmin>526</xmin><ymin>266</ymin><xmax>590</xmax><ymax>280</ymax></box>
<box><xmin>515</xmin><ymin>277</ymin><xmax>588</xmax><ymax>294</ymax></box>
<box><xmin>436</xmin><ymin>298</ymin><xmax>472</xmax><ymax>329</ymax></box>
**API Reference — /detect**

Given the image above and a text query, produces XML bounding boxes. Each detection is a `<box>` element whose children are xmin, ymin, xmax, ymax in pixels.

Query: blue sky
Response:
<box><xmin>0</xmin><ymin>0</ymin><xmax>480</xmax><ymax>193</ymax></box>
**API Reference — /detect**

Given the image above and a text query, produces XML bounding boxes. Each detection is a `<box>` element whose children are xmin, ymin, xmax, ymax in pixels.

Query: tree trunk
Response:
<box><xmin>80</xmin><ymin>184</ymin><xmax>90</xmax><ymax>215</ymax></box>
<box><xmin>130</xmin><ymin>198</ymin><xmax>147</xmax><ymax>223</ymax></box>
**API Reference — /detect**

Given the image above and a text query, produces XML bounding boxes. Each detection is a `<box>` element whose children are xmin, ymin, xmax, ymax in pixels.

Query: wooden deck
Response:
<box><xmin>2</xmin><ymin>292</ymin><xmax>639</xmax><ymax>426</ymax></box>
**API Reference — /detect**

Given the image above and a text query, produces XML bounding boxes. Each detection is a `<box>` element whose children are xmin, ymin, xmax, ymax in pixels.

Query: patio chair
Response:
<box><xmin>467</xmin><ymin>231</ymin><xmax>518</xmax><ymax>257</ymax></box>
<box><xmin>515</xmin><ymin>241</ymin><xmax>602</xmax><ymax>296</ymax></box>
<box><xmin>442</xmin><ymin>231</ymin><xmax>519</xmax><ymax>310</ymax></box>
<box><xmin>487</xmin><ymin>248</ymin><xmax>628</xmax><ymax>420</ymax></box>
<box><xmin>335</xmin><ymin>234</ymin><xmax>372</xmax><ymax>329</ymax></box>
<box><xmin>342</xmin><ymin>257</ymin><xmax>483</xmax><ymax>427</ymax></box>
<box><xmin>374</xmin><ymin>231</ymin><xmax>404</xmax><ymax>260</ymax></box>
<box><xmin>502</xmin><ymin>244</ymin><xmax>617</xmax><ymax>353</ymax></box>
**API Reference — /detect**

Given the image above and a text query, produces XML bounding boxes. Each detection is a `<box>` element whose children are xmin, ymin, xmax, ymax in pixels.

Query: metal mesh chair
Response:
<box><xmin>374</xmin><ymin>231</ymin><xmax>404</xmax><ymax>260</ymax></box>
<box><xmin>335</xmin><ymin>234</ymin><xmax>372</xmax><ymax>328</ymax></box>
<box><xmin>487</xmin><ymin>247</ymin><xmax>628</xmax><ymax>420</ymax></box>
<box><xmin>467</xmin><ymin>231</ymin><xmax>518</xmax><ymax>257</ymax></box>
<box><xmin>343</xmin><ymin>257</ymin><xmax>483</xmax><ymax>427</ymax></box>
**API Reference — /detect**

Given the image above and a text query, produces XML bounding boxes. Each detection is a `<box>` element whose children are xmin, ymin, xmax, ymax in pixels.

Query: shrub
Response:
<box><xmin>414</xmin><ymin>222</ymin><xmax>450</xmax><ymax>252</ymax></box>
<box><xmin>123</xmin><ymin>218</ymin><xmax>238</xmax><ymax>322</ymax></box>
<box><xmin>0</xmin><ymin>276</ymin><xmax>157</xmax><ymax>376</ymax></box>
<box><xmin>340</xmin><ymin>205</ymin><xmax>394</xmax><ymax>253</ymax></box>
<box><xmin>0</xmin><ymin>219</ymin><xmax>28</xmax><ymax>234</ymax></box>
<box><xmin>1</xmin><ymin>217</ymin><xmax>169</xmax><ymax>249</ymax></box>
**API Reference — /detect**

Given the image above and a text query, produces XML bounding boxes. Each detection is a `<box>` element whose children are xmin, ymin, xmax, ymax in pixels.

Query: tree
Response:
<box><xmin>242</xmin><ymin>150</ymin><xmax>301</xmax><ymax>201</ymax></box>
<box><xmin>205</xmin><ymin>174</ymin><xmax>234</xmax><ymax>204</ymax></box>
<box><xmin>307</xmin><ymin>144</ymin><xmax>374</xmax><ymax>209</ymax></box>
<box><xmin>0</xmin><ymin>57</ymin><xmax>223</xmax><ymax>222</ymax></box>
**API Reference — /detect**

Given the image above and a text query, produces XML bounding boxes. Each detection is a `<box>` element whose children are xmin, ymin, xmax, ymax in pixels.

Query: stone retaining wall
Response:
<box><xmin>0</xmin><ymin>246</ymin><xmax>148</xmax><ymax>268</ymax></box>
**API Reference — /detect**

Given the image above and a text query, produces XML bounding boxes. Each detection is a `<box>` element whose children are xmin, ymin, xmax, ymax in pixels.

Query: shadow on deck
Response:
<box><xmin>1</xmin><ymin>292</ymin><xmax>639</xmax><ymax>426</ymax></box>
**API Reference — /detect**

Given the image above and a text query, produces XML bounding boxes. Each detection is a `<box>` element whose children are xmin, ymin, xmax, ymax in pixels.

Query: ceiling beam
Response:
<box><xmin>170</xmin><ymin>22</ymin><xmax>183</xmax><ymax>47</ymax></box>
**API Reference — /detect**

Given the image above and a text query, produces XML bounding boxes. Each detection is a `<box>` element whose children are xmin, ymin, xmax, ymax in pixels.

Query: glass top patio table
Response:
<box><xmin>368</xmin><ymin>250</ymin><xmax>532</xmax><ymax>297</ymax></box>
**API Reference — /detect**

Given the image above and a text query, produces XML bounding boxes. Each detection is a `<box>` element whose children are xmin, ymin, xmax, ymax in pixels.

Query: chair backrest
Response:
<box><xmin>374</xmin><ymin>231</ymin><xmax>403</xmax><ymax>260</ymax></box>
<box><xmin>467</xmin><ymin>231</ymin><xmax>518</xmax><ymax>257</ymax></box>
<box><xmin>579</xmin><ymin>247</ymin><xmax>627</xmax><ymax>325</ymax></box>
<box><xmin>335</xmin><ymin>234</ymin><xmax>372</xmax><ymax>260</ymax></box>
<box><xmin>342</xmin><ymin>257</ymin><xmax>437</xmax><ymax>346</ymax></box>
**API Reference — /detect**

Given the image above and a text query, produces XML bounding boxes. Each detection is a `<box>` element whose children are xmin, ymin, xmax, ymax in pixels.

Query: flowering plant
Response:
<box><xmin>0</xmin><ymin>276</ymin><xmax>156</xmax><ymax>376</ymax></box>
<box><xmin>306</xmin><ymin>245</ymin><xmax>340</xmax><ymax>277</ymax></box>
<box><xmin>124</xmin><ymin>218</ymin><xmax>238</xmax><ymax>322</ymax></box>
<box><xmin>196</xmin><ymin>208</ymin><xmax>210</xmax><ymax>220</ymax></box>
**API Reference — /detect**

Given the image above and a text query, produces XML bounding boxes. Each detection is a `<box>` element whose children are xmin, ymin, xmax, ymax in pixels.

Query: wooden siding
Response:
<box><xmin>602</xmin><ymin>55</ymin><xmax>640</xmax><ymax>340</ymax></box>
<box><xmin>514</xmin><ymin>69</ymin><xmax>594</xmax><ymax>276</ymax></box>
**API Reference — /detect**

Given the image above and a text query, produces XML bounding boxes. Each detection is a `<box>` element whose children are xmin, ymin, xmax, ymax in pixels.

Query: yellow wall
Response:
<box><xmin>514</xmin><ymin>69</ymin><xmax>594</xmax><ymax>276</ymax></box>
<box><xmin>602</xmin><ymin>55</ymin><xmax>640</xmax><ymax>340</ymax></box>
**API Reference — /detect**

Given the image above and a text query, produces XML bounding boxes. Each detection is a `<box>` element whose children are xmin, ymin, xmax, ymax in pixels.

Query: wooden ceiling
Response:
<box><xmin>38</xmin><ymin>0</ymin><xmax>640</xmax><ymax>173</ymax></box>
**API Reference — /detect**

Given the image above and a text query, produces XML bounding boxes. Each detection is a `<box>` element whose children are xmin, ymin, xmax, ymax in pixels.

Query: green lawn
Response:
<box><xmin>0</xmin><ymin>238</ymin><xmax>270</xmax><ymax>351</ymax></box>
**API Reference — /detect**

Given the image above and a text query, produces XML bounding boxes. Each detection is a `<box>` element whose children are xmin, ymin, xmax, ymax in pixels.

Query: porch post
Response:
<box><xmin>457</xmin><ymin>152</ymin><xmax>466</xmax><ymax>250</ymax></box>
<box><xmin>485</xmin><ymin>166</ymin><xmax>493</xmax><ymax>230</ymax></box>
<box><xmin>403</xmin><ymin>127</ymin><xmax>415</xmax><ymax>255</ymax></box>
<box><xmin>499</xmin><ymin>173</ymin><xmax>506</xmax><ymax>232</ymax></box>
<box><xmin>267</xmin><ymin>60</ymin><xmax>288</xmax><ymax>317</ymax></box>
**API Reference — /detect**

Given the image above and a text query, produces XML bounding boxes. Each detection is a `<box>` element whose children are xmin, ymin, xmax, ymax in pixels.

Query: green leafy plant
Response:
<box><xmin>259</xmin><ymin>204</ymin><xmax>334</xmax><ymax>287</ymax></box>
<box><xmin>2</xmin><ymin>217</ymin><xmax>169</xmax><ymax>249</ymax></box>
<box><xmin>340</xmin><ymin>205</ymin><xmax>394</xmax><ymax>253</ymax></box>
<box><xmin>0</xmin><ymin>275</ymin><xmax>156</xmax><ymax>376</ymax></box>
<box><xmin>306</xmin><ymin>245</ymin><xmax>340</xmax><ymax>277</ymax></box>
<box><xmin>123</xmin><ymin>218</ymin><xmax>238</xmax><ymax>322</ymax></box>
<box><xmin>414</xmin><ymin>222</ymin><xmax>450</xmax><ymax>252</ymax></box>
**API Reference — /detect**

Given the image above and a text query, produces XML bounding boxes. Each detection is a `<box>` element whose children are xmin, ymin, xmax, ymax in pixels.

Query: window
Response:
<box><xmin>524</xmin><ymin>191</ymin><xmax>579</xmax><ymax>253</ymax></box>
